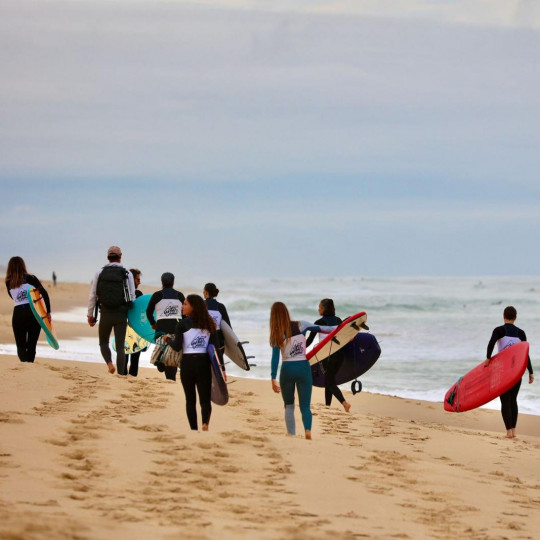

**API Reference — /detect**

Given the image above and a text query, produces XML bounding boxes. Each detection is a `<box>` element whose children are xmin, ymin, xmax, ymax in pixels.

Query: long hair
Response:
<box><xmin>186</xmin><ymin>294</ymin><xmax>217</xmax><ymax>334</ymax></box>
<box><xmin>5</xmin><ymin>256</ymin><xmax>28</xmax><ymax>288</ymax></box>
<box><xmin>319</xmin><ymin>298</ymin><xmax>336</xmax><ymax>317</ymax></box>
<box><xmin>269</xmin><ymin>301</ymin><xmax>292</xmax><ymax>349</ymax></box>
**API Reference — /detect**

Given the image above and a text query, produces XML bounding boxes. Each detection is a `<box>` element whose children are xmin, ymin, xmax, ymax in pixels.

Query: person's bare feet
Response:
<box><xmin>305</xmin><ymin>430</ymin><xmax>312</xmax><ymax>440</ymax></box>
<box><xmin>506</xmin><ymin>429</ymin><xmax>514</xmax><ymax>438</ymax></box>
<box><xmin>202</xmin><ymin>424</ymin><xmax>209</xmax><ymax>431</ymax></box>
<box><xmin>343</xmin><ymin>401</ymin><xmax>351</xmax><ymax>413</ymax></box>
<box><xmin>107</xmin><ymin>362</ymin><xmax>115</xmax><ymax>374</ymax></box>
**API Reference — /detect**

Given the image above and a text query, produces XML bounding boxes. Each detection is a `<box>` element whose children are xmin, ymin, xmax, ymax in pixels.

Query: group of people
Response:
<box><xmin>85</xmin><ymin>246</ymin><xmax>231</xmax><ymax>431</ymax></box>
<box><xmin>4</xmin><ymin>250</ymin><xmax>536</xmax><ymax>439</ymax></box>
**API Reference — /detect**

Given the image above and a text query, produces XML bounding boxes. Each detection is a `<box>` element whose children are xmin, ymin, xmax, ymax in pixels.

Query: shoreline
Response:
<box><xmin>2</xmin><ymin>281</ymin><xmax>540</xmax><ymax>537</ymax></box>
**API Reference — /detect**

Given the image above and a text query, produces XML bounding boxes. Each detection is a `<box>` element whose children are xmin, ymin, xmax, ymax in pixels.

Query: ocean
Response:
<box><xmin>2</xmin><ymin>276</ymin><xmax>538</xmax><ymax>415</ymax></box>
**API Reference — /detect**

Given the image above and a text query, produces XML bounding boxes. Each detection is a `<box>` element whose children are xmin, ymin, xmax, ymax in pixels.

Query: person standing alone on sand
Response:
<box><xmin>269</xmin><ymin>302</ymin><xmax>331</xmax><ymax>440</ymax></box>
<box><xmin>87</xmin><ymin>246</ymin><xmax>135</xmax><ymax>375</ymax></box>
<box><xmin>5</xmin><ymin>256</ymin><xmax>51</xmax><ymax>363</ymax></box>
<box><xmin>485</xmin><ymin>306</ymin><xmax>534</xmax><ymax>438</ymax></box>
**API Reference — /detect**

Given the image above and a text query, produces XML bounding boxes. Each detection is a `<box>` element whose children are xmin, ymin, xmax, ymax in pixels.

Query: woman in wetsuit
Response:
<box><xmin>5</xmin><ymin>256</ymin><xmax>51</xmax><ymax>363</ymax></box>
<box><xmin>166</xmin><ymin>294</ymin><xmax>222</xmax><ymax>431</ymax></box>
<box><xmin>203</xmin><ymin>282</ymin><xmax>231</xmax><ymax>366</ymax></box>
<box><xmin>270</xmin><ymin>301</ymin><xmax>331</xmax><ymax>440</ymax></box>
<box><xmin>306</xmin><ymin>299</ymin><xmax>351</xmax><ymax>412</ymax></box>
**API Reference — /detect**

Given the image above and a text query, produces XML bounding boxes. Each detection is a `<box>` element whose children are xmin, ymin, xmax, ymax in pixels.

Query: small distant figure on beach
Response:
<box><xmin>5</xmin><ymin>256</ymin><xmax>51</xmax><ymax>363</ymax></box>
<box><xmin>121</xmin><ymin>268</ymin><xmax>143</xmax><ymax>377</ymax></box>
<box><xmin>166</xmin><ymin>294</ymin><xmax>222</xmax><ymax>431</ymax></box>
<box><xmin>269</xmin><ymin>302</ymin><xmax>330</xmax><ymax>440</ymax></box>
<box><xmin>87</xmin><ymin>246</ymin><xmax>136</xmax><ymax>375</ymax></box>
<box><xmin>484</xmin><ymin>306</ymin><xmax>534</xmax><ymax>438</ymax></box>
<box><xmin>147</xmin><ymin>272</ymin><xmax>185</xmax><ymax>381</ymax></box>
<box><xmin>52</xmin><ymin>271</ymin><xmax>57</xmax><ymax>287</ymax></box>
<box><xmin>306</xmin><ymin>298</ymin><xmax>351</xmax><ymax>413</ymax></box>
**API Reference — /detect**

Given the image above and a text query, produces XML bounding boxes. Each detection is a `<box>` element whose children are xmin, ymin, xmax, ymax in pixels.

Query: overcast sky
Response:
<box><xmin>1</xmin><ymin>0</ymin><xmax>539</xmax><ymax>284</ymax></box>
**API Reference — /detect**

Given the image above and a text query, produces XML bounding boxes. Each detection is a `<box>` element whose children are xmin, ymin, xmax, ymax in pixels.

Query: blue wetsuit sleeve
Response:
<box><xmin>271</xmin><ymin>347</ymin><xmax>281</xmax><ymax>379</ymax></box>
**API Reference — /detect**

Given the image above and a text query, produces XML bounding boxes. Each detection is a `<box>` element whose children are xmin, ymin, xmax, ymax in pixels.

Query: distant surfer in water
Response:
<box><xmin>5</xmin><ymin>256</ymin><xmax>51</xmax><ymax>363</ymax></box>
<box><xmin>166</xmin><ymin>294</ymin><xmax>223</xmax><ymax>431</ymax></box>
<box><xmin>306</xmin><ymin>299</ymin><xmax>351</xmax><ymax>413</ymax></box>
<box><xmin>485</xmin><ymin>306</ymin><xmax>534</xmax><ymax>438</ymax></box>
<box><xmin>269</xmin><ymin>302</ymin><xmax>331</xmax><ymax>440</ymax></box>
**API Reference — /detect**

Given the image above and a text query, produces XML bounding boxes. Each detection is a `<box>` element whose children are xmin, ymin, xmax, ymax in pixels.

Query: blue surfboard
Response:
<box><xmin>311</xmin><ymin>332</ymin><xmax>381</xmax><ymax>388</ymax></box>
<box><xmin>127</xmin><ymin>294</ymin><xmax>156</xmax><ymax>343</ymax></box>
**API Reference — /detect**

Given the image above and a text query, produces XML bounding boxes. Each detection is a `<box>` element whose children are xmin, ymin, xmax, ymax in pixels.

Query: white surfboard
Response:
<box><xmin>220</xmin><ymin>320</ymin><xmax>250</xmax><ymax>371</ymax></box>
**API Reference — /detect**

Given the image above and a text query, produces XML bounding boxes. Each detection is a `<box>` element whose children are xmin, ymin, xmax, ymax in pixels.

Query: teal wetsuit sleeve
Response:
<box><xmin>271</xmin><ymin>346</ymin><xmax>281</xmax><ymax>379</ymax></box>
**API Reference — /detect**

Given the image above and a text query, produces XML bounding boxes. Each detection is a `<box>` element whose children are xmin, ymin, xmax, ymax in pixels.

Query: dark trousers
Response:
<box><xmin>500</xmin><ymin>379</ymin><xmax>522</xmax><ymax>430</ymax></box>
<box><xmin>180</xmin><ymin>354</ymin><xmax>212</xmax><ymax>430</ymax></box>
<box><xmin>323</xmin><ymin>353</ymin><xmax>346</xmax><ymax>406</ymax></box>
<box><xmin>121</xmin><ymin>351</ymin><xmax>141</xmax><ymax>376</ymax></box>
<box><xmin>98</xmin><ymin>310</ymin><xmax>127</xmax><ymax>374</ymax></box>
<box><xmin>12</xmin><ymin>305</ymin><xmax>41</xmax><ymax>362</ymax></box>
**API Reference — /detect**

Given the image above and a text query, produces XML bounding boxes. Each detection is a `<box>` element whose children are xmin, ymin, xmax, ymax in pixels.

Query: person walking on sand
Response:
<box><xmin>87</xmin><ymin>246</ymin><xmax>135</xmax><ymax>375</ymax></box>
<box><xmin>203</xmin><ymin>282</ymin><xmax>231</xmax><ymax>367</ymax></box>
<box><xmin>5</xmin><ymin>256</ymin><xmax>52</xmax><ymax>363</ymax></box>
<box><xmin>306</xmin><ymin>298</ymin><xmax>351</xmax><ymax>413</ymax></box>
<box><xmin>122</xmin><ymin>268</ymin><xmax>143</xmax><ymax>377</ymax></box>
<box><xmin>52</xmin><ymin>271</ymin><xmax>57</xmax><ymax>287</ymax></box>
<box><xmin>485</xmin><ymin>306</ymin><xmax>534</xmax><ymax>438</ymax></box>
<box><xmin>166</xmin><ymin>294</ymin><xmax>223</xmax><ymax>431</ymax></box>
<box><xmin>146</xmin><ymin>272</ymin><xmax>185</xmax><ymax>381</ymax></box>
<box><xmin>269</xmin><ymin>302</ymin><xmax>332</xmax><ymax>440</ymax></box>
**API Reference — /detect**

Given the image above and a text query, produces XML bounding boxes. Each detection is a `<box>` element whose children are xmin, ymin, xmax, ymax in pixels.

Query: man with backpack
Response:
<box><xmin>87</xmin><ymin>246</ymin><xmax>136</xmax><ymax>375</ymax></box>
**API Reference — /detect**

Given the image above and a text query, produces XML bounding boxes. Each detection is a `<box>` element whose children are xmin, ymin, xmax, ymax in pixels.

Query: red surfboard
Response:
<box><xmin>444</xmin><ymin>342</ymin><xmax>529</xmax><ymax>412</ymax></box>
<box><xmin>306</xmin><ymin>312</ymin><xmax>367</xmax><ymax>366</ymax></box>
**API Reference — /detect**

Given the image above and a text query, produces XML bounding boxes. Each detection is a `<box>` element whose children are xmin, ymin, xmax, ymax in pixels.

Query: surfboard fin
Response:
<box><xmin>331</xmin><ymin>337</ymin><xmax>341</xmax><ymax>345</ymax></box>
<box><xmin>351</xmin><ymin>379</ymin><xmax>362</xmax><ymax>395</ymax></box>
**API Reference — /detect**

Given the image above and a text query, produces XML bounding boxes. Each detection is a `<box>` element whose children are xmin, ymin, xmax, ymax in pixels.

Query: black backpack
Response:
<box><xmin>96</xmin><ymin>266</ymin><xmax>130</xmax><ymax>310</ymax></box>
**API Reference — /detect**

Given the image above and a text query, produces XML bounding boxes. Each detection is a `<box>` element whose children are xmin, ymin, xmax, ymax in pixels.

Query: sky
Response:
<box><xmin>1</xmin><ymin>0</ymin><xmax>539</xmax><ymax>285</ymax></box>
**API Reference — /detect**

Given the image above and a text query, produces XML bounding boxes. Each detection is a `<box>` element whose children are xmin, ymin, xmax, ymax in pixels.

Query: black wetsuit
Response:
<box><xmin>147</xmin><ymin>288</ymin><xmax>185</xmax><ymax>381</ymax></box>
<box><xmin>205</xmin><ymin>297</ymin><xmax>231</xmax><ymax>366</ymax></box>
<box><xmin>307</xmin><ymin>315</ymin><xmax>344</xmax><ymax>406</ymax></box>
<box><xmin>121</xmin><ymin>288</ymin><xmax>143</xmax><ymax>376</ymax></box>
<box><xmin>6</xmin><ymin>274</ymin><xmax>51</xmax><ymax>363</ymax></box>
<box><xmin>167</xmin><ymin>318</ymin><xmax>219</xmax><ymax>430</ymax></box>
<box><xmin>486</xmin><ymin>323</ymin><xmax>534</xmax><ymax>430</ymax></box>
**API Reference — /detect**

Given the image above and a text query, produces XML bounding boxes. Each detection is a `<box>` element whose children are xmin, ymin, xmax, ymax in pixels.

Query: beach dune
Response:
<box><xmin>1</xmin><ymin>282</ymin><xmax>540</xmax><ymax>539</ymax></box>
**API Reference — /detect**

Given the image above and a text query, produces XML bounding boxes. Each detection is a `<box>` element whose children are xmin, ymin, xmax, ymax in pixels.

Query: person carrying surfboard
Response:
<box><xmin>5</xmin><ymin>256</ymin><xmax>51</xmax><ymax>363</ymax></box>
<box><xmin>121</xmin><ymin>268</ymin><xmax>143</xmax><ymax>377</ymax></box>
<box><xmin>306</xmin><ymin>299</ymin><xmax>352</xmax><ymax>413</ymax></box>
<box><xmin>269</xmin><ymin>302</ymin><xmax>332</xmax><ymax>440</ymax></box>
<box><xmin>484</xmin><ymin>306</ymin><xmax>534</xmax><ymax>438</ymax></box>
<box><xmin>87</xmin><ymin>246</ymin><xmax>136</xmax><ymax>375</ymax></box>
<box><xmin>165</xmin><ymin>294</ymin><xmax>223</xmax><ymax>431</ymax></box>
<box><xmin>146</xmin><ymin>272</ymin><xmax>185</xmax><ymax>381</ymax></box>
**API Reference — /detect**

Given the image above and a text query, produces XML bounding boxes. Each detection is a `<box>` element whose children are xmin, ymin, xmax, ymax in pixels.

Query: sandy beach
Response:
<box><xmin>1</xmin><ymin>282</ymin><xmax>540</xmax><ymax>539</ymax></box>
